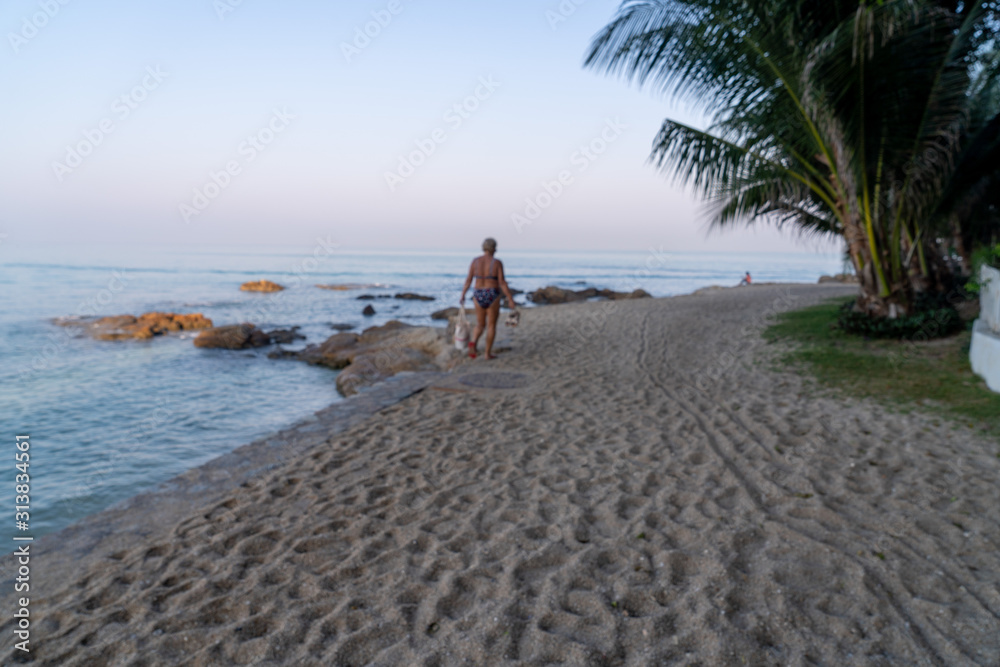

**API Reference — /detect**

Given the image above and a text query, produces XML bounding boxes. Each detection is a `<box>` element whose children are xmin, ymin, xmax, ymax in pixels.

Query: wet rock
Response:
<box><xmin>289</xmin><ymin>332</ymin><xmax>360</xmax><ymax>368</ymax></box>
<box><xmin>330</xmin><ymin>322</ymin><xmax>356</xmax><ymax>331</ymax></box>
<box><xmin>362</xmin><ymin>305</ymin><xmax>376</xmax><ymax>316</ymax></box>
<box><xmin>193</xmin><ymin>324</ymin><xmax>302</xmax><ymax>349</ymax></box>
<box><xmin>606</xmin><ymin>288</ymin><xmax>652</xmax><ymax>300</ymax></box>
<box><xmin>194</xmin><ymin>324</ymin><xmax>265</xmax><ymax>349</ymax></box>
<box><xmin>278</xmin><ymin>320</ymin><xmax>462</xmax><ymax>396</ymax></box>
<box><xmin>58</xmin><ymin>312</ymin><xmax>214</xmax><ymax>341</ymax></box>
<box><xmin>268</xmin><ymin>326</ymin><xmax>305</xmax><ymax>345</ymax></box>
<box><xmin>358</xmin><ymin>319</ymin><xmax>411</xmax><ymax>343</ymax></box>
<box><xmin>394</xmin><ymin>292</ymin><xmax>435</xmax><ymax>301</ymax></box>
<box><xmin>527</xmin><ymin>286</ymin><xmax>651</xmax><ymax>305</ymax></box>
<box><xmin>431</xmin><ymin>307</ymin><xmax>460</xmax><ymax>320</ymax></box>
<box><xmin>240</xmin><ymin>280</ymin><xmax>285</xmax><ymax>292</ymax></box>
<box><xmin>818</xmin><ymin>273</ymin><xmax>859</xmax><ymax>284</ymax></box>
<box><xmin>527</xmin><ymin>286</ymin><xmax>586</xmax><ymax>305</ymax></box>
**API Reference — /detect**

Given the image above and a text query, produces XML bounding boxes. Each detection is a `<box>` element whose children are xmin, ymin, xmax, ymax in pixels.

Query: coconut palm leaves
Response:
<box><xmin>587</xmin><ymin>0</ymin><xmax>999</xmax><ymax>316</ymax></box>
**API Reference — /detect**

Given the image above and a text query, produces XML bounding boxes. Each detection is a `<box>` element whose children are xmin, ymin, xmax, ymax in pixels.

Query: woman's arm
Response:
<box><xmin>496</xmin><ymin>261</ymin><xmax>517</xmax><ymax>310</ymax></box>
<box><xmin>460</xmin><ymin>261</ymin><xmax>474</xmax><ymax>303</ymax></box>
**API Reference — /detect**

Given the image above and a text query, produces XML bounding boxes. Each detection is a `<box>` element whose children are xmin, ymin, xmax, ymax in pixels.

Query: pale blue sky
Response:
<box><xmin>1</xmin><ymin>0</ymin><xmax>839</xmax><ymax>254</ymax></box>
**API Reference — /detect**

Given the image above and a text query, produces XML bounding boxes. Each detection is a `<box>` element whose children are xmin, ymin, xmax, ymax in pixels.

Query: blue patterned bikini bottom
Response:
<box><xmin>473</xmin><ymin>288</ymin><xmax>500</xmax><ymax>308</ymax></box>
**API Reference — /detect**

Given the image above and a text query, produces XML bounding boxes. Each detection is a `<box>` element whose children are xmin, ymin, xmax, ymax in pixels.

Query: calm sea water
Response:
<box><xmin>0</xmin><ymin>244</ymin><xmax>844</xmax><ymax>537</ymax></box>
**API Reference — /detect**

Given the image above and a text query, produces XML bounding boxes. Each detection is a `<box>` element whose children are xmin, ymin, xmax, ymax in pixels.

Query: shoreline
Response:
<box><xmin>6</xmin><ymin>283</ymin><xmax>997</xmax><ymax>665</ymax></box>
<box><xmin>0</xmin><ymin>371</ymin><xmax>445</xmax><ymax>586</ymax></box>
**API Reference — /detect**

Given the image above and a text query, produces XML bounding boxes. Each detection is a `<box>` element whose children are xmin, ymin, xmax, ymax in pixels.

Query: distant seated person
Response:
<box><xmin>740</xmin><ymin>271</ymin><xmax>752</xmax><ymax>286</ymax></box>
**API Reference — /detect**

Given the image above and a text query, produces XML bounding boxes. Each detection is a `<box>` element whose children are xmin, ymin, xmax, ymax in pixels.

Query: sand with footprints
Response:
<box><xmin>4</xmin><ymin>283</ymin><xmax>999</xmax><ymax>665</ymax></box>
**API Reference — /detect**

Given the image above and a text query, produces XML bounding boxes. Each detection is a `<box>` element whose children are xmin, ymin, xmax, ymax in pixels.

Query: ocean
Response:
<box><xmin>0</xmin><ymin>244</ymin><xmax>845</xmax><ymax>538</ymax></box>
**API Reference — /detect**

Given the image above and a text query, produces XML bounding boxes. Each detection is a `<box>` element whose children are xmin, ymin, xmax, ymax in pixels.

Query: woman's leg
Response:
<box><xmin>485</xmin><ymin>298</ymin><xmax>501</xmax><ymax>358</ymax></box>
<box><xmin>472</xmin><ymin>302</ymin><xmax>486</xmax><ymax>350</ymax></box>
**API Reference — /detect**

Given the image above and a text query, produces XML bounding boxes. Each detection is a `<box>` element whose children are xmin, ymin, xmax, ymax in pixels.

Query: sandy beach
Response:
<box><xmin>4</xmin><ymin>284</ymin><xmax>999</xmax><ymax>666</ymax></box>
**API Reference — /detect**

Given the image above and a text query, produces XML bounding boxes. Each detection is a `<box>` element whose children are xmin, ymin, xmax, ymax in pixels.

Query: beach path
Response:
<box><xmin>5</xmin><ymin>284</ymin><xmax>999</xmax><ymax>666</ymax></box>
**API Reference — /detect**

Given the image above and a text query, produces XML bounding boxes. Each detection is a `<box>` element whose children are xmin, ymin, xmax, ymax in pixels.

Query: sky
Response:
<box><xmin>1</xmin><ymin>0</ymin><xmax>841</xmax><ymax>254</ymax></box>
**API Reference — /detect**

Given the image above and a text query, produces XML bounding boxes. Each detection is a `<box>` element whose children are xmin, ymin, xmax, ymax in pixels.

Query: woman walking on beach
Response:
<box><xmin>460</xmin><ymin>237</ymin><xmax>517</xmax><ymax>359</ymax></box>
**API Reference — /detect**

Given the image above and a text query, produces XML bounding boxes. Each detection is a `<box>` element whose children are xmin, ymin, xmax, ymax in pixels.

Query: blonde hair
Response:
<box><xmin>482</xmin><ymin>237</ymin><xmax>497</xmax><ymax>253</ymax></box>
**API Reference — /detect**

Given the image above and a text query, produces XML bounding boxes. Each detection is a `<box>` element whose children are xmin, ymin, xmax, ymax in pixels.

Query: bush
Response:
<box><xmin>837</xmin><ymin>295</ymin><xmax>963</xmax><ymax>340</ymax></box>
<box><xmin>964</xmin><ymin>243</ymin><xmax>1000</xmax><ymax>295</ymax></box>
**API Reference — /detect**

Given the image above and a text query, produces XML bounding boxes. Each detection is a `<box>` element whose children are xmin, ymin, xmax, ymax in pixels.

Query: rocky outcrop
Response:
<box><xmin>527</xmin><ymin>286</ymin><xmax>652</xmax><ymax>305</ymax></box>
<box><xmin>330</xmin><ymin>323</ymin><xmax>356</xmax><ymax>331</ymax></box>
<box><xmin>240</xmin><ymin>280</ymin><xmax>285</xmax><ymax>292</ymax></box>
<box><xmin>362</xmin><ymin>305</ymin><xmax>376</xmax><ymax>316</ymax></box>
<box><xmin>58</xmin><ymin>312</ymin><xmax>213</xmax><ymax>341</ymax></box>
<box><xmin>193</xmin><ymin>325</ymin><xmax>304</xmax><ymax>349</ymax></box>
<box><xmin>431</xmin><ymin>307</ymin><xmax>460</xmax><ymax>320</ymax></box>
<box><xmin>274</xmin><ymin>320</ymin><xmax>460</xmax><ymax>396</ymax></box>
<box><xmin>818</xmin><ymin>273</ymin><xmax>860</xmax><ymax>284</ymax></box>
<box><xmin>268</xmin><ymin>327</ymin><xmax>306</xmax><ymax>345</ymax></box>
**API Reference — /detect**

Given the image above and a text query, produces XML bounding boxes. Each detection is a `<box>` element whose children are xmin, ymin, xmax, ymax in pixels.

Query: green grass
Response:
<box><xmin>764</xmin><ymin>297</ymin><xmax>1000</xmax><ymax>435</ymax></box>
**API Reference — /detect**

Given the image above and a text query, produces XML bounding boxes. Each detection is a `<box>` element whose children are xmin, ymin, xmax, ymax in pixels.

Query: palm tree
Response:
<box><xmin>586</xmin><ymin>0</ymin><xmax>1000</xmax><ymax>317</ymax></box>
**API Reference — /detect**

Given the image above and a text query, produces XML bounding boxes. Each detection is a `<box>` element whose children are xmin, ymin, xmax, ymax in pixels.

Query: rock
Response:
<box><xmin>91</xmin><ymin>315</ymin><xmax>136</xmax><ymax>330</ymax></box>
<box><xmin>527</xmin><ymin>286</ymin><xmax>587</xmax><ymax>305</ymax></box>
<box><xmin>240</xmin><ymin>280</ymin><xmax>285</xmax><ymax>292</ymax></box>
<box><xmin>356</xmin><ymin>294</ymin><xmax>391</xmax><ymax>300</ymax></box>
<box><xmin>608</xmin><ymin>288</ymin><xmax>652</xmax><ymax>300</ymax></box>
<box><xmin>330</xmin><ymin>322</ymin><xmax>356</xmax><ymax>331</ymax></box>
<box><xmin>268</xmin><ymin>326</ymin><xmax>305</xmax><ymax>345</ymax></box>
<box><xmin>335</xmin><ymin>347</ymin><xmax>431</xmax><ymax>396</ymax></box>
<box><xmin>58</xmin><ymin>312</ymin><xmax>214</xmax><ymax>341</ymax></box>
<box><xmin>358</xmin><ymin>319</ymin><xmax>412</xmax><ymax>343</ymax></box>
<box><xmin>362</xmin><ymin>305</ymin><xmax>376</xmax><ymax>316</ymax></box>
<box><xmin>279</xmin><ymin>320</ymin><xmax>462</xmax><ymax>396</ymax></box>
<box><xmin>290</xmin><ymin>332</ymin><xmax>360</xmax><ymax>368</ymax></box>
<box><xmin>431</xmin><ymin>307</ymin><xmax>460</xmax><ymax>320</ymax></box>
<box><xmin>527</xmin><ymin>286</ymin><xmax>651</xmax><ymax>305</ymax></box>
<box><xmin>194</xmin><ymin>324</ymin><xmax>260</xmax><ymax>349</ymax></box>
<box><xmin>394</xmin><ymin>292</ymin><xmax>435</xmax><ymax>301</ymax></box>
<box><xmin>818</xmin><ymin>273</ymin><xmax>859</xmax><ymax>284</ymax></box>
<box><xmin>193</xmin><ymin>324</ymin><xmax>301</xmax><ymax>349</ymax></box>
